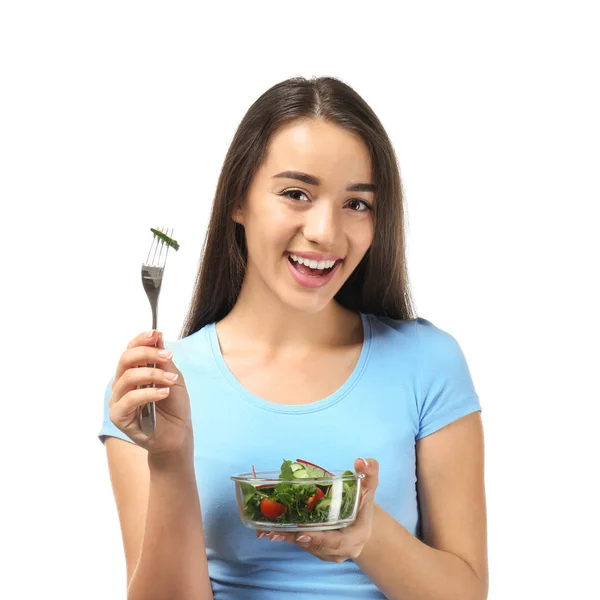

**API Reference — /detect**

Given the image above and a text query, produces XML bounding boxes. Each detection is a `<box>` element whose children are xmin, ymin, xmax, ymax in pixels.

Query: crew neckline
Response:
<box><xmin>207</xmin><ymin>312</ymin><xmax>372</xmax><ymax>414</ymax></box>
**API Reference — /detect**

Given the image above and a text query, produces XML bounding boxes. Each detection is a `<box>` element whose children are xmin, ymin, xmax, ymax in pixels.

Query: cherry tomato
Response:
<box><xmin>307</xmin><ymin>488</ymin><xmax>325</xmax><ymax>511</ymax></box>
<box><xmin>260</xmin><ymin>498</ymin><xmax>286</xmax><ymax>519</ymax></box>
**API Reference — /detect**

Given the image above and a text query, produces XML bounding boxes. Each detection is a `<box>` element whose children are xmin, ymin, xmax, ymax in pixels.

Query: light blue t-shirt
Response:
<box><xmin>98</xmin><ymin>314</ymin><xmax>482</xmax><ymax>599</ymax></box>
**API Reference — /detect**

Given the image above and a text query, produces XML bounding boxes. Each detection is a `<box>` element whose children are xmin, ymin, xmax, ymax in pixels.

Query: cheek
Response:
<box><xmin>349</xmin><ymin>219</ymin><xmax>374</xmax><ymax>253</ymax></box>
<box><xmin>259</xmin><ymin>204</ymin><xmax>299</xmax><ymax>242</ymax></box>
<box><xmin>247</xmin><ymin>204</ymin><xmax>297</xmax><ymax>253</ymax></box>
<box><xmin>271</xmin><ymin>211</ymin><xmax>296</xmax><ymax>234</ymax></box>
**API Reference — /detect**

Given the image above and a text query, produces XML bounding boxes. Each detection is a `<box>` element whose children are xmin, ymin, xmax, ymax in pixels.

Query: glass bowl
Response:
<box><xmin>230</xmin><ymin>470</ymin><xmax>365</xmax><ymax>532</ymax></box>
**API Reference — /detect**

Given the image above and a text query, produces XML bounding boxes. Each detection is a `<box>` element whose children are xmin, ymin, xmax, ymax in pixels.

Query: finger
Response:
<box><xmin>255</xmin><ymin>529</ymin><xmax>273</xmax><ymax>538</ymax></box>
<box><xmin>352</xmin><ymin>458</ymin><xmax>379</xmax><ymax>524</ymax></box>
<box><xmin>110</xmin><ymin>385</ymin><xmax>171</xmax><ymax>424</ymax></box>
<box><xmin>154</xmin><ymin>334</ymin><xmax>182</xmax><ymax>381</ymax></box>
<box><xmin>120</xmin><ymin>344</ymin><xmax>173</xmax><ymax>369</ymax></box>
<box><xmin>264</xmin><ymin>531</ymin><xmax>287</xmax><ymax>542</ymax></box>
<box><xmin>110</xmin><ymin>366</ymin><xmax>178</xmax><ymax>407</ymax></box>
<box><xmin>126</xmin><ymin>329</ymin><xmax>159</xmax><ymax>351</ymax></box>
<box><xmin>291</xmin><ymin>530</ymin><xmax>344</xmax><ymax>554</ymax></box>
<box><xmin>152</xmin><ymin>331</ymin><xmax>178</xmax><ymax>374</ymax></box>
<box><xmin>115</xmin><ymin>333</ymin><xmax>165</xmax><ymax>380</ymax></box>
<box><xmin>114</xmin><ymin>341</ymin><xmax>175</xmax><ymax>382</ymax></box>
<box><xmin>354</xmin><ymin>457</ymin><xmax>379</xmax><ymax>497</ymax></box>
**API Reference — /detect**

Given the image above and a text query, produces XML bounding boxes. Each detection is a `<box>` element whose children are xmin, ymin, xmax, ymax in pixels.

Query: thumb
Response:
<box><xmin>354</xmin><ymin>457</ymin><xmax>379</xmax><ymax>509</ymax></box>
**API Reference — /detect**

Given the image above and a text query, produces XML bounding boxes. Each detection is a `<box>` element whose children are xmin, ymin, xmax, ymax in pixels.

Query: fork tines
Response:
<box><xmin>145</xmin><ymin>227</ymin><xmax>174</xmax><ymax>268</ymax></box>
<box><xmin>142</xmin><ymin>227</ymin><xmax>173</xmax><ymax>290</ymax></box>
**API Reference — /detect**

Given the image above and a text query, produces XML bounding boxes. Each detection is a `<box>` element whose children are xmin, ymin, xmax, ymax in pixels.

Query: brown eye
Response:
<box><xmin>281</xmin><ymin>189</ymin><xmax>310</xmax><ymax>202</ymax></box>
<box><xmin>347</xmin><ymin>199</ymin><xmax>372</xmax><ymax>212</ymax></box>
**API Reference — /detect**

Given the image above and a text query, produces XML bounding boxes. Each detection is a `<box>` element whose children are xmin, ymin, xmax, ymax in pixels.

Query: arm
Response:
<box><xmin>105</xmin><ymin>437</ymin><xmax>213</xmax><ymax>600</ymax></box>
<box><xmin>355</xmin><ymin>411</ymin><xmax>488</xmax><ymax>600</ymax></box>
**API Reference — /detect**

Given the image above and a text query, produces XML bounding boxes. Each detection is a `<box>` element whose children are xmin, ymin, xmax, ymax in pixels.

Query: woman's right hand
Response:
<box><xmin>108</xmin><ymin>330</ymin><xmax>193</xmax><ymax>461</ymax></box>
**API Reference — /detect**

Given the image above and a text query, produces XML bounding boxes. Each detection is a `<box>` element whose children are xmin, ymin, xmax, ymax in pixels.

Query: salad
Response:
<box><xmin>239</xmin><ymin>458</ymin><xmax>358</xmax><ymax>525</ymax></box>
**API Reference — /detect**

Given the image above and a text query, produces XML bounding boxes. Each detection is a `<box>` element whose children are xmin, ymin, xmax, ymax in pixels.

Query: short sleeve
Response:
<box><xmin>415</xmin><ymin>318</ymin><xmax>482</xmax><ymax>440</ymax></box>
<box><xmin>98</xmin><ymin>374</ymin><xmax>136</xmax><ymax>446</ymax></box>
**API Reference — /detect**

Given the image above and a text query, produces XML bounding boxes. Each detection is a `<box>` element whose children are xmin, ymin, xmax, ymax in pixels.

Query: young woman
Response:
<box><xmin>99</xmin><ymin>76</ymin><xmax>488</xmax><ymax>600</ymax></box>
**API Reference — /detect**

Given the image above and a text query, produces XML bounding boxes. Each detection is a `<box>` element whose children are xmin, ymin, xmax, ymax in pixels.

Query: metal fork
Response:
<box><xmin>139</xmin><ymin>227</ymin><xmax>174</xmax><ymax>436</ymax></box>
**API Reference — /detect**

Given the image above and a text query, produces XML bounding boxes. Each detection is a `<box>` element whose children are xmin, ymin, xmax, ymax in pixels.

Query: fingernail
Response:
<box><xmin>258</xmin><ymin>532</ymin><xmax>268</xmax><ymax>539</ymax></box>
<box><xmin>164</xmin><ymin>372</ymin><xmax>178</xmax><ymax>381</ymax></box>
<box><xmin>360</xmin><ymin>457</ymin><xmax>369</xmax><ymax>468</ymax></box>
<box><xmin>296</xmin><ymin>535</ymin><xmax>311</xmax><ymax>543</ymax></box>
<box><xmin>158</xmin><ymin>349</ymin><xmax>173</xmax><ymax>359</ymax></box>
<box><xmin>146</xmin><ymin>330</ymin><xmax>155</xmax><ymax>338</ymax></box>
<box><xmin>271</xmin><ymin>535</ymin><xmax>285</xmax><ymax>542</ymax></box>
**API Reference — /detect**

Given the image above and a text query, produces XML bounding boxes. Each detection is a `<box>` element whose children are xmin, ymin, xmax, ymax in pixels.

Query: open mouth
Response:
<box><xmin>287</xmin><ymin>254</ymin><xmax>341</xmax><ymax>277</ymax></box>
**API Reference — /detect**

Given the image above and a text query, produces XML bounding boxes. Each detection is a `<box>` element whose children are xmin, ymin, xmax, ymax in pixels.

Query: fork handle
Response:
<box><xmin>139</xmin><ymin>356</ymin><xmax>157</xmax><ymax>435</ymax></box>
<box><xmin>139</xmin><ymin>308</ymin><xmax>158</xmax><ymax>435</ymax></box>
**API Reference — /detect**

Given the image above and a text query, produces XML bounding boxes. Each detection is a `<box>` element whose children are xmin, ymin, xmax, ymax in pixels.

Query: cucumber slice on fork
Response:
<box><xmin>150</xmin><ymin>228</ymin><xmax>180</xmax><ymax>251</ymax></box>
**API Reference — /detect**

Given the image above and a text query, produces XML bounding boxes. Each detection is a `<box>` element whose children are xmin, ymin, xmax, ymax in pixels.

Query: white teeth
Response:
<box><xmin>289</xmin><ymin>254</ymin><xmax>337</xmax><ymax>269</ymax></box>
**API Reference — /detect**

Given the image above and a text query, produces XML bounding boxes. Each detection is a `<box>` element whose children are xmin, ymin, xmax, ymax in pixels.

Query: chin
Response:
<box><xmin>277</xmin><ymin>290</ymin><xmax>336</xmax><ymax>315</ymax></box>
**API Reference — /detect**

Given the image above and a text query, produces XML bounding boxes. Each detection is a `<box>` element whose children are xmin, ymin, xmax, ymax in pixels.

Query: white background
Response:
<box><xmin>2</xmin><ymin>1</ymin><xmax>598</xmax><ymax>598</ymax></box>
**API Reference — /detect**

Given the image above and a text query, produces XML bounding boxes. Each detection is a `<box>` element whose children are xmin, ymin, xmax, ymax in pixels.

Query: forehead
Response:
<box><xmin>261</xmin><ymin>120</ymin><xmax>372</xmax><ymax>181</ymax></box>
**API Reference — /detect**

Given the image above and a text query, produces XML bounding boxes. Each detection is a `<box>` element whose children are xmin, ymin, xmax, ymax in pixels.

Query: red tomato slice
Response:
<box><xmin>306</xmin><ymin>488</ymin><xmax>325</xmax><ymax>511</ymax></box>
<box><xmin>260</xmin><ymin>498</ymin><xmax>286</xmax><ymax>519</ymax></box>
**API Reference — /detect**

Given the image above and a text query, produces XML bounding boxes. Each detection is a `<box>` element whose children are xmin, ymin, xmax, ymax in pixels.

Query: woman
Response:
<box><xmin>99</xmin><ymin>76</ymin><xmax>488</xmax><ymax>600</ymax></box>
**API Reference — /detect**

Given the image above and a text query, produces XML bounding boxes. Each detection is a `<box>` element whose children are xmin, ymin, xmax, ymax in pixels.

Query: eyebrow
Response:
<box><xmin>272</xmin><ymin>170</ymin><xmax>376</xmax><ymax>193</ymax></box>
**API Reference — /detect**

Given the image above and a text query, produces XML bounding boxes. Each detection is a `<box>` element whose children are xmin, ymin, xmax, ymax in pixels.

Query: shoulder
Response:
<box><xmin>367</xmin><ymin>314</ymin><xmax>456</xmax><ymax>347</ymax></box>
<box><xmin>366</xmin><ymin>313</ymin><xmax>417</xmax><ymax>341</ymax></box>
<box><xmin>413</xmin><ymin>317</ymin><xmax>465</xmax><ymax>358</ymax></box>
<box><xmin>366</xmin><ymin>314</ymin><xmax>466</xmax><ymax>365</ymax></box>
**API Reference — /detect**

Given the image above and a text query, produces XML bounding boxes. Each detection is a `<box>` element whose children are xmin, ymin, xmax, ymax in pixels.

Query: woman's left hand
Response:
<box><xmin>255</xmin><ymin>457</ymin><xmax>379</xmax><ymax>563</ymax></box>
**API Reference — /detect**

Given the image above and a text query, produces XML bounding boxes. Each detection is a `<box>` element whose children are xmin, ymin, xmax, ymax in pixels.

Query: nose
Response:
<box><xmin>301</xmin><ymin>200</ymin><xmax>341</xmax><ymax>249</ymax></box>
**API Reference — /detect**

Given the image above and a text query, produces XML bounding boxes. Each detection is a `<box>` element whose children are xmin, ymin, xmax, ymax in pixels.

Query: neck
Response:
<box><xmin>217</xmin><ymin>268</ymin><xmax>361</xmax><ymax>353</ymax></box>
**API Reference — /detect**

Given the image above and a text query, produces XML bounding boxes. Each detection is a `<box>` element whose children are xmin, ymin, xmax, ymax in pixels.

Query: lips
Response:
<box><xmin>288</xmin><ymin>255</ymin><xmax>336</xmax><ymax>276</ymax></box>
<box><xmin>285</xmin><ymin>253</ymin><xmax>343</xmax><ymax>289</ymax></box>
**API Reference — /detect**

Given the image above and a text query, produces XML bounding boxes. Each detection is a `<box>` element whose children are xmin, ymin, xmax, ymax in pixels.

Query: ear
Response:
<box><xmin>232</xmin><ymin>202</ymin><xmax>244</xmax><ymax>225</ymax></box>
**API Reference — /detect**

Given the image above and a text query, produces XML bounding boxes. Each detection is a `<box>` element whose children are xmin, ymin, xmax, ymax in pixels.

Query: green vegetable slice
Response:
<box><xmin>240</xmin><ymin>482</ymin><xmax>258</xmax><ymax>506</ymax></box>
<box><xmin>150</xmin><ymin>228</ymin><xmax>180</xmax><ymax>251</ymax></box>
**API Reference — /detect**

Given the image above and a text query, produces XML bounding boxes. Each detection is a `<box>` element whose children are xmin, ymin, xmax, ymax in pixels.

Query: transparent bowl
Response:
<box><xmin>230</xmin><ymin>470</ymin><xmax>365</xmax><ymax>532</ymax></box>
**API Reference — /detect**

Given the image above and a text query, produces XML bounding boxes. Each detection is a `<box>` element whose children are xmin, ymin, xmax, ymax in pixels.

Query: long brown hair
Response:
<box><xmin>179</xmin><ymin>76</ymin><xmax>417</xmax><ymax>339</ymax></box>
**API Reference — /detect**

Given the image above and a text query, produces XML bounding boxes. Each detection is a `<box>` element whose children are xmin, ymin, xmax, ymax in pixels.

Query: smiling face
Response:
<box><xmin>233</xmin><ymin>119</ymin><xmax>376</xmax><ymax>315</ymax></box>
